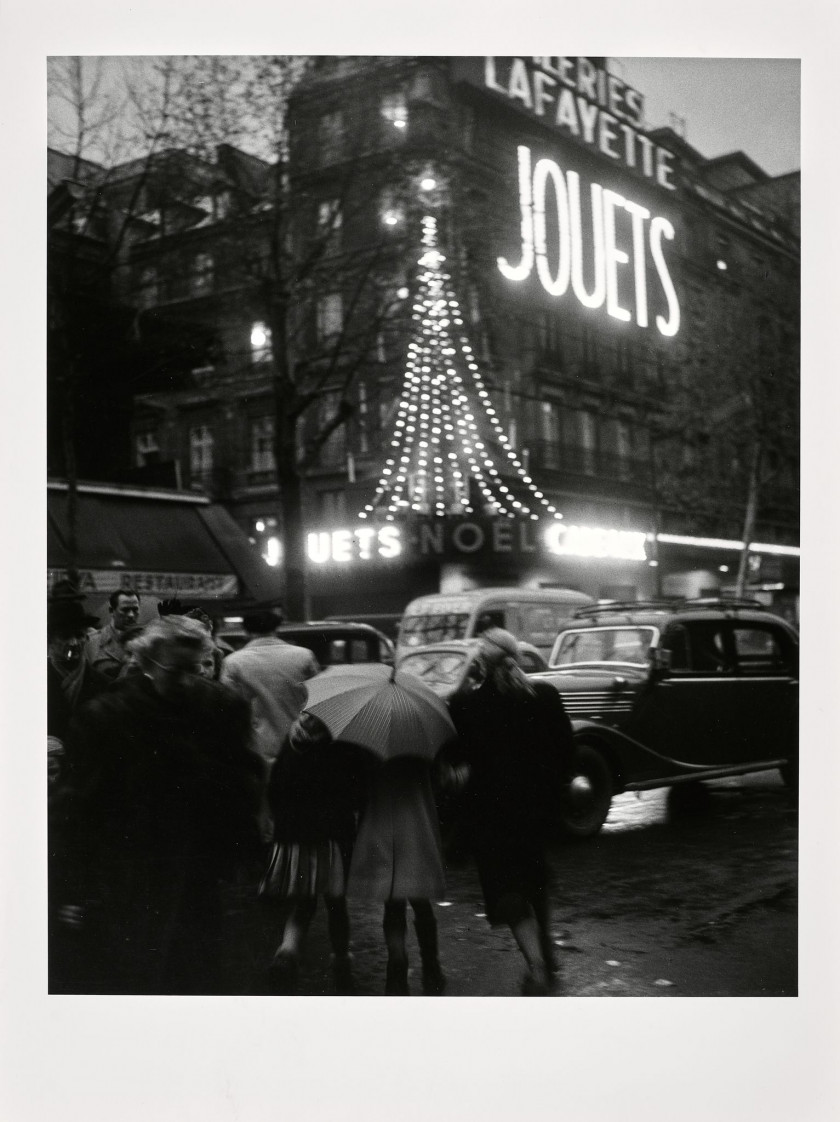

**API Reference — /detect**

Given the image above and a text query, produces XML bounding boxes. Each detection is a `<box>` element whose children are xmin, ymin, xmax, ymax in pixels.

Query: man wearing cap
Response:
<box><xmin>84</xmin><ymin>589</ymin><xmax>143</xmax><ymax>683</ymax></box>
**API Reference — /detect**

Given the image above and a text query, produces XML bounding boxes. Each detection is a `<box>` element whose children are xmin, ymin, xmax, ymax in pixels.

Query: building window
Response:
<box><xmin>250</xmin><ymin>321</ymin><xmax>273</xmax><ymax>363</ymax></box>
<box><xmin>579</xmin><ymin>411</ymin><xmax>597</xmax><ymax>474</ymax></box>
<box><xmin>318</xmin><ymin>391</ymin><xmax>347</xmax><ymax>465</ymax></box>
<box><xmin>615</xmin><ymin>419</ymin><xmax>633</xmax><ymax>480</ymax></box>
<box><xmin>318</xmin><ymin>109</ymin><xmax>345</xmax><ymax>163</ymax></box>
<box><xmin>357</xmin><ymin>382</ymin><xmax>370</xmax><ymax>454</ymax></box>
<box><xmin>191</xmin><ymin>251</ymin><xmax>214</xmax><ymax>295</ymax></box>
<box><xmin>380</xmin><ymin>90</ymin><xmax>408</xmax><ymax>131</ymax></box>
<box><xmin>135</xmin><ymin>431</ymin><xmax>160</xmax><ymax>467</ymax></box>
<box><xmin>321</xmin><ymin>489</ymin><xmax>348</xmax><ymax>521</ymax></box>
<box><xmin>316</xmin><ymin>293</ymin><xmax>343</xmax><ymax>344</ymax></box>
<box><xmin>317</xmin><ymin>199</ymin><xmax>343</xmax><ymax>254</ymax></box>
<box><xmin>250</xmin><ymin>417</ymin><xmax>276</xmax><ymax>473</ymax></box>
<box><xmin>189</xmin><ymin>424</ymin><xmax>214</xmax><ymax>476</ymax></box>
<box><xmin>539</xmin><ymin>401</ymin><xmax>561</xmax><ymax>469</ymax></box>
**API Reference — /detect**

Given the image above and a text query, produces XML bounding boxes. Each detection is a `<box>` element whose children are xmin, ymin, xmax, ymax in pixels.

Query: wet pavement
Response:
<box><xmin>222</xmin><ymin>769</ymin><xmax>797</xmax><ymax>998</ymax></box>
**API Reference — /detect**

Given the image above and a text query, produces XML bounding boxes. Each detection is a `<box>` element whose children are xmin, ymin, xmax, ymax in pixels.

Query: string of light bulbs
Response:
<box><xmin>359</xmin><ymin>215</ymin><xmax>563</xmax><ymax>523</ymax></box>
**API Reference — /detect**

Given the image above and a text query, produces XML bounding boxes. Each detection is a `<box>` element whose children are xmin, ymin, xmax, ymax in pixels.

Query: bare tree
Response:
<box><xmin>135</xmin><ymin>55</ymin><xmax>414</xmax><ymax>618</ymax></box>
<box><xmin>48</xmin><ymin>57</ymin><xmax>184</xmax><ymax>582</ymax></box>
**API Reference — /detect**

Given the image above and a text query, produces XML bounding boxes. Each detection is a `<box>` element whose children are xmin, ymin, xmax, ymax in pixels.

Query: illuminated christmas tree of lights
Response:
<box><xmin>359</xmin><ymin>215</ymin><xmax>563</xmax><ymax>523</ymax></box>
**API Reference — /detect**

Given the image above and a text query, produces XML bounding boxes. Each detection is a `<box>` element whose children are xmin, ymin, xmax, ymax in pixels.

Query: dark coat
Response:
<box><xmin>447</xmin><ymin>678</ymin><xmax>576</xmax><ymax>844</ymax></box>
<box><xmin>446</xmin><ymin>678</ymin><xmax>575</xmax><ymax>923</ymax></box>
<box><xmin>54</xmin><ymin>674</ymin><xmax>264</xmax><ymax>993</ymax></box>
<box><xmin>47</xmin><ymin>658</ymin><xmax>105</xmax><ymax>743</ymax></box>
<box><xmin>267</xmin><ymin>735</ymin><xmax>367</xmax><ymax>854</ymax></box>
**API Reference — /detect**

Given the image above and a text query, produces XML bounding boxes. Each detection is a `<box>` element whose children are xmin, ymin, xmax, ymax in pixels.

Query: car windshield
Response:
<box><xmin>398</xmin><ymin>612</ymin><xmax>470</xmax><ymax>647</ymax></box>
<box><xmin>551</xmin><ymin>627</ymin><xmax>655</xmax><ymax>668</ymax></box>
<box><xmin>399</xmin><ymin>649</ymin><xmax>469</xmax><ymax>686</ymax></box>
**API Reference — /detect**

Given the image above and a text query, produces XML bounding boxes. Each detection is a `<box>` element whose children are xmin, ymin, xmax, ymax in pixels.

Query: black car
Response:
<box><xmin>536</xmin><ymin>598</ymin><xmax>799</xmax><ymax>836</ymax></box>
<box><xmin>216</xmin><ymin>620</ymin><xmax>395</xmax><ymax>669</ymax></box>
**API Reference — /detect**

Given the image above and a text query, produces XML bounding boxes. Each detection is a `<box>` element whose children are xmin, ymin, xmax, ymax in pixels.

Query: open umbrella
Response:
<box><xmin>304</xmin><ymin>663</ymin><xmax>455</xmax><ymax>762</ymax></box>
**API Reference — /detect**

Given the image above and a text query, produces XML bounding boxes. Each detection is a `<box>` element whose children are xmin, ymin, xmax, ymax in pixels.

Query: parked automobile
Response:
<box><xmin>215</xmin><ymin>620</ymin><xmax>395</xmax><ymax>669</ymax></box>
<box><xmin>535</xmin><ymin>598</ymin><xmax>799</xmax><ymax>836</ymax></box>
<box><xmin>397</xmin><ymin>638</ymin><xmax>548</xmax><ymax>698</ymax></box>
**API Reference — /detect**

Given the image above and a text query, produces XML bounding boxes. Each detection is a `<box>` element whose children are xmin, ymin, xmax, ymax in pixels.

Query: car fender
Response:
<box><xmin>569</xmin><ymin>718</ymin><xmax>726</xmax><ymax>792</ymax></box>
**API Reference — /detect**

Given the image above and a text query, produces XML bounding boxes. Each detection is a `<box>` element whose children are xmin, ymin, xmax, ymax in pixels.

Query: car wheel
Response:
<box><xmin>561</xmin><ymin>743</ymin><xmax>614</xmax><ymax>838</ymax></box>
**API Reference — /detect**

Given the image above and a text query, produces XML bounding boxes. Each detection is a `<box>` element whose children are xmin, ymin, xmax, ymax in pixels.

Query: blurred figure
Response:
<box><xmin>220</xmin><ymin>607</ymin><xmax>319</xmax><ymax>768</ymax></box>
<box><xmin>260</xmin><ymin>712</ymin><xmax>366</xmax><ymax>994</ymax></box>
<box><xmin>348</xmin><ymin>756</ymin><xmax>447</xmax><ymax>995</ymax></box>
<box><xmin>47</xmin><ymin>595</ymin><xmax>104</xmax><ymax>784</ymax></box>
<box><xmin>447</xmin><ymin>628</ymin><xmax>576</xmax><ymax>995</ymax></box>
<box><xmin>220</xmin><ymin>607</ymin><xmax>319</xmax><ymax>837</ymax></box>
<box><xmin>84</xmin><ymin>588</ymin><xmax>143</xmax><ymax>682</ymax></box>
<box><xmin>54</xmin><ymin>617</ymin><xmax>264</xmax><ymax>994</ymax></box>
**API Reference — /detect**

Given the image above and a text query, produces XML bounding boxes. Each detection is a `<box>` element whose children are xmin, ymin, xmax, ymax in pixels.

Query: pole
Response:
<box><xmin>735</xmin><ymin>443</ymin><xmax>762</xmax><ymax>597</ymax></box>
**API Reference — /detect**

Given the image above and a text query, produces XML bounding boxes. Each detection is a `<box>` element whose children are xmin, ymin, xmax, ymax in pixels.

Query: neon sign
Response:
<box><xmin>498</xmin><ymin>145</ymin><xmax>680</xmax><ymax>336</ymax></box>
<box><xmin>544</xmin><ymin>524</ymin><xmax>648</xmax><ymax>561</ymax></box>
<box><xmin>305</xmin><ymin>519</ymin><xmax>649</xmax><ymax>564</ymax></box>
<box><xmin>453</xmin><ymin>57</ymin><xmax>676</xmax><ymax>190</ymax></box>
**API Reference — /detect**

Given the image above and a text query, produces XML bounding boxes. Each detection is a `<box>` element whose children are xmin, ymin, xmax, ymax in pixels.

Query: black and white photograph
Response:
<box><xmin>2</xmin><ymin>1</ymin><xmax>839</xmax><ymax>1119</ymax></box>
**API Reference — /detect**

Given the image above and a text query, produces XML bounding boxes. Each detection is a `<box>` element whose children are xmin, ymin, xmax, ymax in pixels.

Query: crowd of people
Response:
<box><xmin>47</xmin><ymin>581</ymin><xmax>578</xmax><ymax>997</ymax></box>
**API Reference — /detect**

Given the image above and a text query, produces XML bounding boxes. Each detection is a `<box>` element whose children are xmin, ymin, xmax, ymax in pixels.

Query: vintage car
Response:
<box><xmin>536</xmin><ymin>598</ymin><xmax>799</xmax><ymax>836</ymax></box>
<box><xmin>397</xmin><ymin>638</ymin><xmax>548</xmax><ymax>697</ymax></box>
<box><xmin>216</xmin><ymin>620</ymin><xmax>395</xmax><ymax>669</ymax></box>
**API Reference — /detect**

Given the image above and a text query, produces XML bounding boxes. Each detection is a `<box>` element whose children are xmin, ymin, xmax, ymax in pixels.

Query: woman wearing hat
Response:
<box><xmin>447</xmin><ymin>628</ymin><xmax>577</xmax><ymax>995</ymax></box>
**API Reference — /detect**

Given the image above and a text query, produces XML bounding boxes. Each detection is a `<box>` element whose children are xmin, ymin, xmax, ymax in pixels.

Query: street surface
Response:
<box><xmin>222</xmin><ymin>769</ymin><xmax>797</xmax><ymax>998</ymax></box>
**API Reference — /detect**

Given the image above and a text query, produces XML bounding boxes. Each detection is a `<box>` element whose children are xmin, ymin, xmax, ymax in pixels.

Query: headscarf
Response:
<box><xmin>476</xmin><ymin>627</ymin><xmax>536</xmax><ymax>698</ymax></box>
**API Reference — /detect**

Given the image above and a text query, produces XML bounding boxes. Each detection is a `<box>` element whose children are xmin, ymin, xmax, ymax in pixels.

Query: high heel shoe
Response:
<box><xmin>421</xmin><ymin>962</ymin><xmax>447</xmax><ymax>996</ymax></box>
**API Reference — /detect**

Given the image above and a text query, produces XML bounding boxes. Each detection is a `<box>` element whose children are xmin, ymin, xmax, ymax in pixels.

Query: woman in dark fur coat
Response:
<box><xmin>446</xmin><ymin>628</ymin><xmax>576</xmax><ymax>995</ymax></box>
<box><xmin>53</xmin><ymin>617</ymin><xmax>264</xmax><ymax>995</ymax></box>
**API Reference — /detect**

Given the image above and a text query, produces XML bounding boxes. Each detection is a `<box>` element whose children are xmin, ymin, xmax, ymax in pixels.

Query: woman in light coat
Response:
<box><xmin>348</xmin><ymin>755</ymin><xmax>447</xmax><ymax>995</ymax></box>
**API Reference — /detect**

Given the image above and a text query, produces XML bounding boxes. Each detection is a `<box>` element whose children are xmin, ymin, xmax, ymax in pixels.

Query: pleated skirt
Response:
<box><xmin>259</xmin><ymin>840</ymin><xmax>346</xmax><ymax>900</ymax></box>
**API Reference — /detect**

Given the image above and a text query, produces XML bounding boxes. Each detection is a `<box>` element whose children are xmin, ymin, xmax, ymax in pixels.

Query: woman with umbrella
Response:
<box><xmin>446</xmin><ymin>628</ymin><xmax>576</xmax><ymax>996</ymax></box>
<box><xmin>304</xmin><ymin>664</ymin><xmax>454</xmax><ymax>996</ymax></box>
<box><xmin>260</xmin><ymin>710</ymin><xmax>367</xmax><ymax>994</ymax></box>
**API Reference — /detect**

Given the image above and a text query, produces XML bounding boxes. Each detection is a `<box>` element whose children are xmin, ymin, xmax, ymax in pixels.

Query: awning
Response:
<box><xmin>47</xmin><ymin>481</ymin><xmax>284</xmax><ymax>608</ymax></box>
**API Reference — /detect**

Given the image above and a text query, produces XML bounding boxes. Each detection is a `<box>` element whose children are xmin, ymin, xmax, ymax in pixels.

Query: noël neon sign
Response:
<box><xmin>305</xmin><ymin>520</ymin><xmax>648</xmax><ymax>564</ymax></box>
<box><xmin>498</xmin><ymin>145</ymin><xmax>680</xmax><ymax>336</ymax></box>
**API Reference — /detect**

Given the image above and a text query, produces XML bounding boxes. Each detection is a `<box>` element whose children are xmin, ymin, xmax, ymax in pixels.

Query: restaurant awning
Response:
<box><xmin>47</xmin><ymin>480</ymin><xmax>284</xmax><ymax>611</ymax></box>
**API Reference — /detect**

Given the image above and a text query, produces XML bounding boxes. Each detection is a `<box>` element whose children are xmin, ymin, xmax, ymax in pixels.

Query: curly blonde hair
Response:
<box><xmin>127</xmin><ymin>615</ymin><xmax>214</xmax><ymax>668</ymax></box>
<box><xmin>477</xmin><ymin>627</ymin><xmax>536</xmax><ymax>697</ymax></box>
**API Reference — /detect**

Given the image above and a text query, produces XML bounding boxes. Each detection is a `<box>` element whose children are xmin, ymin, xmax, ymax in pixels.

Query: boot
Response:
<box><xmin>331</xmin><ymin>952</ymin><xmax>355</xmax><ymax>996</ymax></box>
<box><xmin>385</xmin><ymin>959</ymin><xmax>409</xmax><ymax>995</ymax></box>
<box><xmin>414</xmin><ymin>911</ymin><xmax>446</xmax><ymax>996</ymax></box>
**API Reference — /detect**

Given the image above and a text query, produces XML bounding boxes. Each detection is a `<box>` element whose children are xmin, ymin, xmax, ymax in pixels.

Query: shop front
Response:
<box><xmin>302</xmin><ymin>514</ymin><xmax>800</xmax><ymax>627</ymax></box>
<box><xmin>48</xmin><ymin>480</ymin><xmax>284</xmax><ymax>625</ymax></box>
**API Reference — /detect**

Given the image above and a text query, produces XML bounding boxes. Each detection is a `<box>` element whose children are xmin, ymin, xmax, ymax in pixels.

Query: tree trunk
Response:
<box><xmin>270</xmin><ymin>286</ymin><xmax>310</xmax><ymax>621</ymax></box>
<box><xmin>735</xmin><ymin>443</ymin><xmax>762</xmax><ymax>597</ymax></box>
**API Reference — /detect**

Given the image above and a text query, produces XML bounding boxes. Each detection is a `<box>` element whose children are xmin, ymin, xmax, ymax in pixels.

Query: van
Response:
<box><xmin>396</xmin><ymin>587</ymin><xmax>594</xmax><ymax>661</ymax></box>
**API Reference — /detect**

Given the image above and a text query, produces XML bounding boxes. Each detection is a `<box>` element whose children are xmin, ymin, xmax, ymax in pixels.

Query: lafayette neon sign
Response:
<box><xmin>498</xmin><ymin>145</ymin><xmax>680</xmax><ymax>335</ymax></box>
